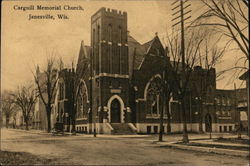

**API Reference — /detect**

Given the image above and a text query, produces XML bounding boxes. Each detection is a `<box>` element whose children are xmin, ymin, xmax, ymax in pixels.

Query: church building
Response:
<box><xmin>55</xmin><ymin>7</ymin><xmax>239</xmax><ymax>134</ymax></box>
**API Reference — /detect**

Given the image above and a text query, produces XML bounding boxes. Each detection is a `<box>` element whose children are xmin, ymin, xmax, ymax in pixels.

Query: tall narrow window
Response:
<box><xmin>118</xmin><ymin>26</ymin><xmax>122</xmax><ymax>74</ymax></box>
<box><xmin>108</xmin><ymin>24</ymin><xmax>112</xmax><ymax>42</ymax></box>
<box><xmin>93</xmin><ymin>29</ymin><xmax>95</xmax><ymax>46</ymax></box>
<box><xmin>92</xmin><ymin>29</ymin><xmax>96</xmax><ymax>73</ymax></box>
<box><xmin>108</xmin><ymin>24</ymin><xmax>112</xmax><ymax>73</ymax></box>
<box><xmin>96</xmin><ymin>26</ymin><xmax>100</xmax><ymax>74</ymax></box>
<box><xmin>119</xmin><ymin>26</ymin><xmax>122</xmax><ymax>43</ymax></box>
<box><xmin>97</xmin><ymin>26</ymin><xmax>100</xmax><ymax>43</ymax></box>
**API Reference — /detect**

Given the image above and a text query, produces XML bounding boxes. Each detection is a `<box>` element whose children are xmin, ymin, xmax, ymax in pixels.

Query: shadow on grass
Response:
<box><xmin>0</xmin><ymin>150</ymin><xmax>57</xmax><ymax>165</ymax></box>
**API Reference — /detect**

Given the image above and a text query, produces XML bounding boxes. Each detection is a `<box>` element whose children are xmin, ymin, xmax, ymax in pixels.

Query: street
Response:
<box><xmin>1</xmin><ymin>128</ymin><xmax>248</xmax><ymax>165</ymax></box>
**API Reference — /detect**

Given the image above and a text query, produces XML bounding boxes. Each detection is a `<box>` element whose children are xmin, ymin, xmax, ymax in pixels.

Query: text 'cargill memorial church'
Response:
<box><xmin>51</xmin><ymin>7</ymin><xmax>240</xmax><ymax>134</ymax></box>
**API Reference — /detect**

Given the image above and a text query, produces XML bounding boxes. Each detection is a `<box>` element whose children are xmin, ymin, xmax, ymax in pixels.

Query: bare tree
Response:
<box><xmin>12</xmin><ymin>85</ymin><xmax>37</xmax><ymax>130</ymax></box>
<box><xmin>1</xmin><ymin>91</ymin><xmax>16</xmax><ymax>128</ymax></box>
<box><xmin>166</xmin><ymin>27</ymin><xmax>208</xmax><ymax>143</ymax></box>
<box><xmin>193</xmin><ymin>34</ymin><xmax>226</xmax><ymax>133</ymax></box>
<box><xmin>193</xmin><ymin>0</ymin><xmax>249</xmax><ymax>61</ymax></box>
<box><xmin>33</xmin><ymin>57</ymin><xmax>59</xmax><ymax>132</ymax></box>
<box><xmin>159</xmin><ymin>55</ymin><xmax>174</xmax><ymax>141</ymax></box>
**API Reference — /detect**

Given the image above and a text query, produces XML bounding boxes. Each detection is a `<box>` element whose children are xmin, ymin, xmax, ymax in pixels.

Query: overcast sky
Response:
<box><xmin>1</xmin><ymin>0</ymin><xmax>247</xmax><ymax>91</ymax></box>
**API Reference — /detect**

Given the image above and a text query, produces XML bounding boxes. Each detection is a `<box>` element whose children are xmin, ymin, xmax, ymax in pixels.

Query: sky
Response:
<box><xmin>1</xmin><ymin>0</ymin><xmax>247</xmax><ymax>91</ymax></box>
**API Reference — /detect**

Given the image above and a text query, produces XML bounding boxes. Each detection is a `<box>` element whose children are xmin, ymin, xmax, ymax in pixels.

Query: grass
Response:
<box><xmin>0</xmin><ymin>150</ymin><xmax>56</xmax><ymax>165</ymax></box>
<box><xmin>175</xmin><ymin>142</ymin><xmax>249</xmax><ymax>151</ymax></box>
<box><xmin>215</xmin><ymin>137</ymin><xmax>250</xmax><ymax>145</ymax></box>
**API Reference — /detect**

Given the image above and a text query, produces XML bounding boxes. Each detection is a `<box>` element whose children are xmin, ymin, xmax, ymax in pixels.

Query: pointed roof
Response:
<box><xmin>76</xmin><ymin>40</ymin><xmax>91</xmax><ymax>74</ymax></box>
<box><xmin>142</xmin><ymin>38</ymin><xmax>154</xmax><ymax>54</ymax></box>
<box><xmin>77</xmin><ymin>41</ymin><xmax>90</xmax><ymax>64</ymax></box>
<box><xmin>128</xmin><ymin>35</ymin><xmax>146</xmax><ymax>70</ymax></box>
<box><xmin>128</xmin><ymin>34</ymin><xmax>165</xmax><ymax>70</ymax></box>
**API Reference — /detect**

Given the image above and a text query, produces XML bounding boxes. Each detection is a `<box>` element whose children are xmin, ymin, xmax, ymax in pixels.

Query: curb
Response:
<box><xmin>158</xmin><ymin>142</ymin><xmax>249</xmax><ymax>158</ymax></box>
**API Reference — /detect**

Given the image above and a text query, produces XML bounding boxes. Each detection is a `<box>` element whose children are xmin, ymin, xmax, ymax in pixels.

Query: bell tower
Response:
<box><xmin>90</xmin><ymin>8</ymin><xmax>130</xmax><ymax>130</ymax></box>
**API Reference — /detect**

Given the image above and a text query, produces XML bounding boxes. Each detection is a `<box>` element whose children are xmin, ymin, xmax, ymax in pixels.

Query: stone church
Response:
<box><xmin>55</xmin><ymin>7</ymin><xmax>239</xmax><ymax>134</ymax></box>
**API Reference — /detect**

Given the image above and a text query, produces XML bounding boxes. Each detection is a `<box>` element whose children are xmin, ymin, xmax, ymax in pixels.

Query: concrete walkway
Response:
<box><xmin>157</xmin><ymin>137</ymin><xmax>249</xmax><ymax>158</ymax></box>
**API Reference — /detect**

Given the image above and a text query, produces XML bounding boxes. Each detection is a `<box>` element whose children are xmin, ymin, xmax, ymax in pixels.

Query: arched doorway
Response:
<box><xmin>205</xmin><ymin>114</ymin><xmax>212</xmax><ymax>132</ymax></box>
<box><xmin>110</xmin><ymin>99</ymin><xmax>121</xmax><ymax>123</ymax></box>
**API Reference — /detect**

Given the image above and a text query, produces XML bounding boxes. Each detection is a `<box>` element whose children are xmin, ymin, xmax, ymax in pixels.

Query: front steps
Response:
<box><xmin>111</xmin><ymin>123</ymin><xmax>136</xmax><ymax>135</ymax></box>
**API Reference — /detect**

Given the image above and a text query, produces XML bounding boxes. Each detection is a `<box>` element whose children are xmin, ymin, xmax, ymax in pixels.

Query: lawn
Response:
<box><xmin>0</xmin><ymin>150</ymin><xmax>56</xmax><ymax>165</ymax></box>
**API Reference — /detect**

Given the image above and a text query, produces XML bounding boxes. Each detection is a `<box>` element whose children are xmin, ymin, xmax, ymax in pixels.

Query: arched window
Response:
<box><xmin>146</xmin><ymin>77</ymin><xmax>162</xmax><ymax>115</ymax></box>
<box><xmin>215</xmin><ymin>96</ymin><xmax>219</xmax><ymax>104</ymax></box>
<box><xmin>77</xmin><ymin>83</ymin><xmax>88</xmax><ymax>119</ymax></box>
<box><xmin>59</xmin><ymin>82</ymin><xmax>65</xmax><ymax>100</ymax></box>
<box><xmin>227</xmin><ymin>97</ymin><xmax>230</xmax><ymax>106</ymax></box>
<box><xmin>222</xmin><ymin>96</ymin><xmax>226</xmax><ymax>105</ymax></box>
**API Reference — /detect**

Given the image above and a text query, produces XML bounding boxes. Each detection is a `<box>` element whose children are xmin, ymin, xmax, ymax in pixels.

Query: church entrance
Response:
<box><xmin>110</xmin><ymin>99</ymin><xmax>121</xmax><ymax>123</ymax></box>
<box><xmin>205</xmin><ymin>114</ymin><xmax>212</xmax><ymax>132</ymax></box>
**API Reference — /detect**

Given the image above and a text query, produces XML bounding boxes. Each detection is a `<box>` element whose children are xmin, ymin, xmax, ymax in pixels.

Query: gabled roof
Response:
<box><xmin>128</xmin><ymin>34</ymin><xmax>165</xmax><ymax>70</ymax></box>
<box><xmin>128</xmin><ymin>35</ymin><xmax>146</xmax><ymax>70</ymax></box>
<box><xmin>142</xmin><ymin>39</ymin><xmax>154</xmax><ymax>54</ymax></box>
<box><xmin>76</xmin><ymin>41</ymin><xmax>90</xmax><ymax>65</ymax></box>
<box><xmin>78</xmin><ymin>40</ymin><xmax>91</xmax><ymax>60</ymax></box>
<box><xmin>76</xmin><ymin>41</ymin><xmax>90</xmax><ymax>75</ymax></box>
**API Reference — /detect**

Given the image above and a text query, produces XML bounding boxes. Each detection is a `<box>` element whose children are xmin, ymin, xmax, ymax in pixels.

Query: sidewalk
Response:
<box><xmin>5</xmin><ymin>128</ymin><xmax>150</xmax><ymax>138</ymax></box>
<box><xmin>157</xmin><ymin>136</ymin><xmax>250</xmax><ymax>158</ymax></box>
<box><xmin>5</xmin><ymin>128</ymin><xmax>50</xmax><ymax>135</ymax></box>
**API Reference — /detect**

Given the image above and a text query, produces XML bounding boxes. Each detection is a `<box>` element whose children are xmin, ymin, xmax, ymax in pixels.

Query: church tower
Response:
<box><xmin>90</xmin><ymin>8</ymin><xmax>130</xmax><ymax>133</ymax></box>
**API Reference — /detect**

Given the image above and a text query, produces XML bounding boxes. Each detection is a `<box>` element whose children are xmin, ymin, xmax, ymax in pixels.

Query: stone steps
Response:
<box><xmin>111</xmin><ymin>123</ymin><xmax>136</xmax><ymax>135</ymax></box>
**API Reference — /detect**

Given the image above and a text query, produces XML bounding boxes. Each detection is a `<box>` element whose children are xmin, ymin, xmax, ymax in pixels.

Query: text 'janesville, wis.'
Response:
<box><xmin>13</xmin><ymin>5</ymin><xmax>84</xmax><ymax>20</ymax></box>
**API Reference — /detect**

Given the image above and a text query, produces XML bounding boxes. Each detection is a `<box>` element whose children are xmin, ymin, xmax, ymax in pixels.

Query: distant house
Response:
<box><xmin>239</xmin><ymin>70</ymin><xmax>249</xmax><ymax>131</ymax></box>
<box><xmin>33</xmin><ymin>66</ymin><xmax>57</xmax><ymax>131</ymax></box>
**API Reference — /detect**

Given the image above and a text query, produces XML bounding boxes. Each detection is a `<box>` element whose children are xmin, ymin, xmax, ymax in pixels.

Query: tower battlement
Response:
<box><xmin>91</xmin><ymin>7</ymin><xmax>127</xmax><ymax>21</ymax></box>
<box><xmin>105</xmin><ymin>7</ymin><xmax>127</xmax><ymax>16</ymax></box>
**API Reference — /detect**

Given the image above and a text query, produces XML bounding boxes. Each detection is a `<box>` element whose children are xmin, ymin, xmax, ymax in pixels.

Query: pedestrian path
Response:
<box><xmin>192</xmin><ymin>139</ymin><xmax>249</xmax><ymax>147</ymax></box>
<box><xmin>157</xmin><ymin>137</ymin><xmax>249</xmax><ymax>158</ymax></box>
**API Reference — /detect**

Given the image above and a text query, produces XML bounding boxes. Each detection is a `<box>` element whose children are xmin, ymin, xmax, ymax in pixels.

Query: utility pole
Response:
<box><xmin>171</xmin><ymin>0</ymin><xmax>191</xmax><ymax>143</ymax></box>
<box><xmin>159</xmin><ymin>58</ymin><xmax>166</xmax><ymax>142</ymax></box>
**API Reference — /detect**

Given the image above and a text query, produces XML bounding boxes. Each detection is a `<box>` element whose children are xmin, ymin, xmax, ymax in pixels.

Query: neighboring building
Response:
<box><xmin>54</xmin><ymin>68</ymin><xmax>75</xmax><ymax>132</ymax></box>
<box><xmin>33</xmin><ymin>66</ymin><xmax>57</xmax><ymax>131</ymax></box>
<box><xmin>239</xmin><ymin>70</ymin><xmax>249</xmax><ymax>133</ymax></box>
<box><xmin>235</xmin><ymin>88</ymin><xmax>248</xmax><ymax>131</ymax></box>
<box><xmin>214</xmin><ymin>89</ymin><xmax>238</xmax><ymax>132</ymax></box>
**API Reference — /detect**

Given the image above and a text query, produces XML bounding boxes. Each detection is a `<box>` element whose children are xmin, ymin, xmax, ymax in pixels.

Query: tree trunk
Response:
<box><xmin>46</xmin><ymin>108</ymin><xmax>51</xmax><ymax>133</ymax></box>
<box><xmin>199</xmin><ymin>100</ymin><xmax>203</xmax><ymax>133</ymax></box>
<box><xmin>25</xmin><ymin>118</ymin><xmax>29</xmax><ymax>130</ymax></box>
<box><xmin>158</xmin><ymin>95</ymin><xmax>164</xmax><ymax>142</ymax></box>
<box><xmin>166</xmin><ymin>101</ymin><xmax>171</xmax><ymax>134</ymax></box>
<box><xmin>71</xmin><ymin>115</ymin><xmax>76</xmax><ymax>133</ymax></box>
<box><xmin>6</xmin><ymin>117</ymin><xmax>9</xmax><ymax>128</ymax></box>
<box><xmin>181</xmin><ymin>98</ymin><xmax>189</xmax><ymax>143</ymax></box>
<box><xmin>13</xmin><ymin>119</ymin><xmax>16</xmax><ymax>128</ymax></box>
